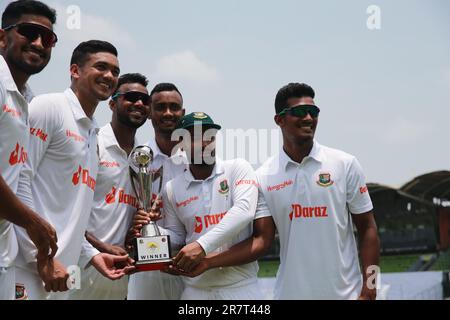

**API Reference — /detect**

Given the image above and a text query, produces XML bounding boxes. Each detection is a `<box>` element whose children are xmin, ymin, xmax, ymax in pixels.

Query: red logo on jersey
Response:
<box><xmin>66</xmin><ymin>130</ymin><xmax>86</xmax><ymax>143</ymax></box>
<box><xmin>267</xmin><ymin>180</ymin><xmax>293</xmax><ymax>192</ymax></box>
<box><xmin>289</xmin><ymin>204</ymin><xmax>328</xmax><ymax>221</ymax></box>
<box><xmin>105</xmin><ymin>186</ymin><xmax>117</xmax><ymax>204</ymax></box>
<box><xmin>176</xmin><ymin>196</ymin><xmax>199</xmax><ymax>208</ymax></box>
<box><xmin>9</xmin><ymin>143</ymin><xmax>27</xmax><ymax>166</ymax></box>
<box><xmin>360</xmin><ymin>185</ymin><xmax>368</xmax><ymax>194</ymax></box>
<box><xmin>99</xmin><ymin>161</ymin><xmax>120</xmax><ymax>168</ymax></box>
<box><xmin>194</xmin><ymin>216</ymin><xmax>203</xmax><ymax>233</ymax></box>
<box><xmin>3</xmin><ymin>104</ymin><xmax>22</xmax><ymax>117</ymax></box>
<box><xmin>72</xmin><ymin>166</ymin><xmax>96</xmax><ymax>191</ymax></box>
<box><xmin>194</xmin><ymin>212</ymin><xmax>227</xmax><ymax>234</ymax></box>
<box><xmin>235</xmin><ymin>179</ymin><xmax>259</xmax><ymax>187</ymax></box>
<box><xmin>30</xmin><ymin>127</ymin><xmax>48</xmax><ymax>142</ymax></box>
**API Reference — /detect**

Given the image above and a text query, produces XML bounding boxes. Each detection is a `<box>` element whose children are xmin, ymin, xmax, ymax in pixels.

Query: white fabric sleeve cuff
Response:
<box><xmin>79</xmin><ymin>238</ymin><xmax>101</xmax><ymax>269</ymax></box>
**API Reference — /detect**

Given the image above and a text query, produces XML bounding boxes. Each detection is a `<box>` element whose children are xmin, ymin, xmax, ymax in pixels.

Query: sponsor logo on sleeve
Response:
<box><xmin>30</xmin><ymin>127</ymin><xmax>48</xmax><ymax>142</ymax></box>
<box><xmin>360</xmin><ymin>185</ymin><xmax>368</xmax><ymax>194</ymax></box>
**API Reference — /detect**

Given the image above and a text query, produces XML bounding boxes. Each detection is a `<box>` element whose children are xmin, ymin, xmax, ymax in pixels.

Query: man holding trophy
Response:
<box><xmin>127</xmin><ymin>83</ymin><xmax>186</xmax><ymax>300</ymax></box>
<box><xmin>132</xmin><ymin>112</ymin><xmax>264</xmax><ymax>300</ymax></box>
<box><xmin>69</xmin><ymin>73</ymin><xmax>151</xmax><ymax>300</ymax></box>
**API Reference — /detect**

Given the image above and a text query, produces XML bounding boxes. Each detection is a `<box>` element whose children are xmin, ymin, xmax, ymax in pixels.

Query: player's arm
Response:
<box><xmin>85</xmin><ymin>231</ymin><xmax>127</xmax><ymax>256</ymax></box>
<box><xmin>174</xmin><ymin>160</ymin><xmax>258</xmax><ymax>271</ymax></box>
<box><xmin>166</xmin><ymin>216</ymin><xmax>275</xmax><ymax>277</ymax></box>
<box><xmin>352</xmin><ymin>211</ymin><xmax>380</xmax><ymax>300</ymax></box>
<box><xmin>0</xmin><ymin>87</ymin><xmax>58</xmax><ymax>260</ymax></box>
<box><xmin>347</xmin><ymin>157</ymin><xmax>380</xmax><ymax>300</ymax></box>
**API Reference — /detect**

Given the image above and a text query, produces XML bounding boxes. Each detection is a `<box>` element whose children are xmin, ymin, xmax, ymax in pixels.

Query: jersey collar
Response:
<box><xmin>280</xmin><ymin>140</ymin><xmax>325</xmax><ymax>171</ymax></box>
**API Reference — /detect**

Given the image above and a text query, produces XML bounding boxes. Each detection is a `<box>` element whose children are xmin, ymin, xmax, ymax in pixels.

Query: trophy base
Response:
<box><xmin>135</xmin><ymin>260</ymin><xmax>172</xmax><ymax>272</ymax></box>
<box><xmin>133</xmin><ymin>235</ymin><xmax>172</xmax><ymax>272</ymax></box>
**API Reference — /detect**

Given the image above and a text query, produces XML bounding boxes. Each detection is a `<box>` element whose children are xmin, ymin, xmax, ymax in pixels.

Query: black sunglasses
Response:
<box><xmin>3</xmin><ymin>22</ymin><xmax>58</xmax><ymax>48</ymax></box>
<box><xmin>278</xmin><ymin>104</ymin><xmax>320</xmax><ymax>118</ymax></box>
<box><xmin>112</xmin><ymin>91</ymin><xmax>151</xmax><ymax>105</ymax></box>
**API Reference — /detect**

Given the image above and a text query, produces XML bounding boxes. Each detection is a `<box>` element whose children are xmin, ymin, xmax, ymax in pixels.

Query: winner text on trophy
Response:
<box><xmin>129</xmin><ymin>145</ymin><xmax>172</xmax><ymax>271</ymax></box>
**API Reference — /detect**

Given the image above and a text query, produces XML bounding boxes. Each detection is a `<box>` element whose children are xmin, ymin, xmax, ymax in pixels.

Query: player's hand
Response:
<box><xmin>26</xmin><ymin>213</ymin><xmax>58</xmax><ymax>259</ymax></box>
<box><xmin>91</xmin><ymin>253</ymin><xmax>135</xmax><ymax>280</ymax></box>
<box><xmin>163</xmin><ymin>258</ymin><xmax>210</xmax><ymax>278</ymax></box>
<box><xmin>37</xmin><ymin>257</ymin><xmax>69</xmax><ymax>292</ymax></box>
<box><xmin>172</xmin><ymin>241</ymin><xmax>206</xmax><ymax>272</ymax></box>
<box><xmin>131</xmin><ymin>209</ymin><xmax>151</xmax><ymax>233</ymax></box>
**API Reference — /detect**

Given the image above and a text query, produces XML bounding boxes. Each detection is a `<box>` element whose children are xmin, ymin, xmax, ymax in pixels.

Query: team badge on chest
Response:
<box><xmin>316</xmin><ymin>172</ymin><xmax>334</xmax><ymax>187</ymax></box>
<box><xmin>218</xmin><ymin>179</ymin><xmax>229</xmax><ymax>195</ymax></box>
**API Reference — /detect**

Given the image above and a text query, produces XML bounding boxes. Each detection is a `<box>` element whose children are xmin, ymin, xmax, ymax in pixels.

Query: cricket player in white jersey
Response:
<box><xmin>14</xmin><ymin>40</ymin><xmax>134</xmax><ymax>300</ymax></box>
<box><xmin>0</xmin><ymin>0</ymin><xmax>59</xmax><ymax>300</ymax></box>
<box><xmin>137</xmin><ymin>112</ymin><xmax>262</xmax><ymax>300</ymax></box>
<box><xmin>127</xmin><ymin>83</ymin><xmax>186</xmax><ymax>300</ymax></box>
<box><xmin>68</xmin><ymin>73</ymin><xmax>151</xmax><ymax>300</ymax></box>
<box><xmin>256</xmin><ymin>83</ymin><xmax>380</xmax><ymax>299</ymax></box>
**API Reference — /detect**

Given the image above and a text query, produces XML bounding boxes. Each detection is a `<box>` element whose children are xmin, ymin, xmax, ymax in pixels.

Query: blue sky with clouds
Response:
<box><xmin>2</xmin><ymin>0</ymin><xmax>449</xmax><ymax>186</ymax></box>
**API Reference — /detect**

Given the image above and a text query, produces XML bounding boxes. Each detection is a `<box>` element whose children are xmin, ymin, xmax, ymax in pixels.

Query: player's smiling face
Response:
<box><xmin>72</xmin><ymin>52</ymin><xmax>120</xmax><ymax>102</ymax></box>
<box><xmin>276</xmin><ymin>96</ymin><xmax>318</xmax><ymax>144</ymax></box>
<box><xmin>0</xmin><ymin>14</ymin><xmax>55</xmax><ymax>76</ymax></box>
<box><xmin>149</xmin><ymin>90</ymin><xmax>184</xmax><ymax>134</ymax></box>
<box><xmin>111</xmin><ymin>82</ymin><xmax>150</xmax><ymax>129</ymax></box>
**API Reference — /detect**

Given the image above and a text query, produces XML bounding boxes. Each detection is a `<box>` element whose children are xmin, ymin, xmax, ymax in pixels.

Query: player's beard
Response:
<box><xmin>117</xmin><ymin>112</ymin><xmax>146</xmax><ymax>129</ymax></box>
<box><xmin>7</xmin><ymin>48</ymin><xmax>49</xmax><ymax>75</ymax></box>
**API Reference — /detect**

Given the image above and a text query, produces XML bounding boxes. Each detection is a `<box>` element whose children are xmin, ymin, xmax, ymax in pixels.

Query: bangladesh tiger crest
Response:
<box><xmin>316</xmin><ymin>173</ymin><xmax>334</xmax><ymax>187</ymax></box>
<box><xmin>218</xmin><ymin>179</ymin><xmax>229</xmax><ymax>194</ymax></box>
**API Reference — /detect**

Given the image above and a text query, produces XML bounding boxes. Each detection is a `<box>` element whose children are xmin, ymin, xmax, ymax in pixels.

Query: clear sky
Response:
<box><xmin>2</xmin><ymin>0</ymin><xmax>449</xmax><ymax>187</ymax></box>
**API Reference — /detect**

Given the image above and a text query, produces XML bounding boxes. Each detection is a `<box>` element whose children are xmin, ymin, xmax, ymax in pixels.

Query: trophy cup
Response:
<box><xmin>129</xmin><ymin>145</ymin><xmax>172</xmax><ymax>271</ymax></box>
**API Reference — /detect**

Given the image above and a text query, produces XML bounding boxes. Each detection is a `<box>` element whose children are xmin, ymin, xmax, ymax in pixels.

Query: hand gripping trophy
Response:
<box><xmin>129</xmin><ymin>145</ymin><xmax>172</xmax><ymax>271</ymax></box>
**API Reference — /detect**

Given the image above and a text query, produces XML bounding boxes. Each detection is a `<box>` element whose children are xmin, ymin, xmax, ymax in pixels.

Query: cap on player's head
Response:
<box><xmin>176</xmin><ymin>112</ymin><xmax>221</xmax><ymax>131</ymax></box>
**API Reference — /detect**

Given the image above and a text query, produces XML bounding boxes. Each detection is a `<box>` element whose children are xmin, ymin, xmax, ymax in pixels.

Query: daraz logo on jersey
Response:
<box><xmin>9</xmin><ymin>143</ymin><xmax>27</xmax><ymax>166</ymax></box>
<box><xmin>194</xmin><ymin>211</ymin><xmax>227</xmax><ymax>233</ymax></box>
<box><xmin>72</xmin><ymin>166</ymin><xmax>96</xmax><ymax>191</ymax></box>
<box><xmin>289</xmin><ymin>204</ymin><xmax>328</xmax><ymax>221</ymax></box>
<box><xmin>105</xmin><ymin>186</ymin><xmax>139</xmax><ymax>208</ymax></box>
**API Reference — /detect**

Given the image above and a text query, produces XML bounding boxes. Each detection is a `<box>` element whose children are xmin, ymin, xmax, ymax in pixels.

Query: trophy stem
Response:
<box><xmin>141</xmin><ymin>221</ymin><xmax>161</xmax><ymax>237</ymax></box>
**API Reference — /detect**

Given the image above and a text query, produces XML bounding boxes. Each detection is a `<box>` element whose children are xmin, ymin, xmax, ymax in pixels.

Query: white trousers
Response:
<box><xmin>67</xmin><ymin>266</ymin><xmax>128</xmax><ymax>300</ymax></box>
<box><xmin>0</xmin><ymin>266</ymin><xmax>15</xmax><ymax>300</ymax></box>
<box><xmin>181</xmin><ymin>280</ymin><xmax>263</xmax><ymax>300</ymax></box>
<box><xmin>127</xmin><ymin>271</ymin><xmax>184</xmax><ymax>300</ymax></box>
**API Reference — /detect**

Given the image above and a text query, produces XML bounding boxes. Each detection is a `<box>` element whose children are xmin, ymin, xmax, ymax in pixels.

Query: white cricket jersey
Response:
<box><xmin>161</xmin><ymin>157</ymin><xmax>259</xmax><ymax>289</ymax></box>
<box><xmin>256</xmin><ymin>141</ymin><xmax>373</xmax><ymax>300</ymax></box>
<box><xmin>15</xmin><ymin>88</ymin><xmax>100</xmax><ymax>274</ymax></box>
<box><xmin>84</xmin><ymin>123</ymin><xmax>138</xmax><ymax>246</ymax></box>
<box><xmin>0</xmin><ymin>55</ymin><xmax>33</xmax><ymax>268</ymax></box>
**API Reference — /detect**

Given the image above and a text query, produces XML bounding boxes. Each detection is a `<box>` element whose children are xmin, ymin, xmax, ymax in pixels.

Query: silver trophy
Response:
<box><xmin>129</xmin><ymin>145</ymin><xmax>172</xmax><ymax>271</ymax></box>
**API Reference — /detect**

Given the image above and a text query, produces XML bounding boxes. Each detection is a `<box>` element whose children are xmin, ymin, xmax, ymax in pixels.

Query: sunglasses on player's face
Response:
<box><xmin>278</xmin><ymin>104</ymin><xmax>320</xmax><ymax>118</ymax></box>
<box><xmin>112</xmin><ymin>91</ymin><xmax>151</xmax><ymax>105</ymax></box>
<box><xmin>3</xmin><ymin>22</ymin><xmax>58</xmax><ymax>48</ymax></box>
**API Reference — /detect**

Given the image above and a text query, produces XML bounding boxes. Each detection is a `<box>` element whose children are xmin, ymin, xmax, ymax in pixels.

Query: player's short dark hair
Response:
<box><xmin>274</xmin><ymin>83</ymin><xmax>316</xmax><ymax>114</ymax></box>
<box><xmin>2</xmin><ymin>0</ymin><xmax>56</xmax><ymax>28</ymax></box>
<box><xmin>149</xmin><ymin>82</ymin><xmax>183</xmax><ymax>102</ymax></box>
<box><xmin>113</xmin><ymin>73</ymin><xmax>149</xmax><ymax>95</ymax></box>
<box><xmin>70</xmin><ymin>40</ymin><xmax>118</xmax><ymax>67</ymax></box>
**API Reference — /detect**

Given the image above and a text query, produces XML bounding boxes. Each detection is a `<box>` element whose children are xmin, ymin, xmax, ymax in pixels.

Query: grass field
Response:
<box><xmin>257</xmin><ymin>253</ymin><xmax>446</xmax><ymax>278</ymax></box>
